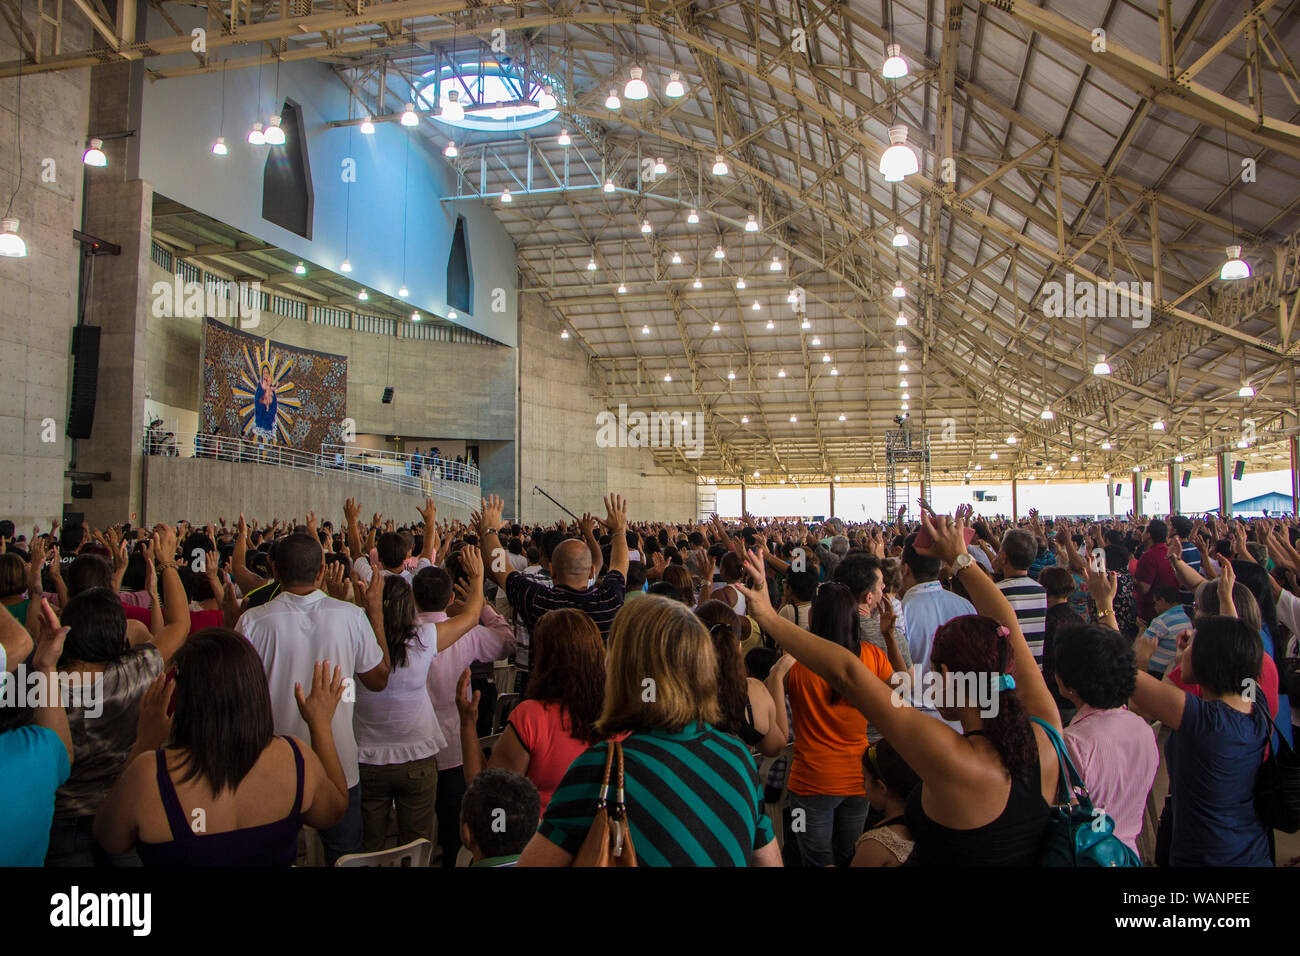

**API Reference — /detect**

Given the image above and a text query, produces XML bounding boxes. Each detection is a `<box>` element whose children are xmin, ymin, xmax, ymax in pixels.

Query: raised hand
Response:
<box><xmin>294</xmin><ymin>660</ymin><xmax>345</xmax><ymax>728</ymax></box>
<box><xmin>134</xmin><ymin>671</ymin><xmax>175</xmax><ymax>752</ymax></box>
<box><xmin>480</xmin><ymin>494</ymin><xmax>505</xmax><ymax>530</ymax></box>
<box><xmin>417</xmin><ymin>497</ymin><xmax>436</xmax><ymax>527</ymax></box>
<box><xmin>601</xmin><ymin>493</ymin><xmax>628</xmax><ymax>533</ymax></box>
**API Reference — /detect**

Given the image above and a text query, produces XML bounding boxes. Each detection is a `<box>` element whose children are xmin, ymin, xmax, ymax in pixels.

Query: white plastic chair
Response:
<box><xmin>334</xmin><ymin>838</ymin><xmax>433</xmax><ymax>867</ymax></box>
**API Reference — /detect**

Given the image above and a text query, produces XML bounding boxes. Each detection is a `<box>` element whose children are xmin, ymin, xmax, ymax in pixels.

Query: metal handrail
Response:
<box><xmin>142</xmin><ymin>430</ymin><xmax>481</xmax><ymax>506</ymax></box>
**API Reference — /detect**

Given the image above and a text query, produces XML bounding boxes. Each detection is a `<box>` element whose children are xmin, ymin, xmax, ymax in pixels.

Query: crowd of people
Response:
<box><xmin>0</xmin><ymin>499</ymin><xmax>1296</xmax><ymax>867</ymax></box>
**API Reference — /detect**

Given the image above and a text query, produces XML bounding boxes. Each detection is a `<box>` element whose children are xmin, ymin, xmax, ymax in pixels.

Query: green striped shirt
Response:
<box><xmin>539</xmin><ymin>723</ymin><xmax>775</xmax><ymax>866</ymax></box>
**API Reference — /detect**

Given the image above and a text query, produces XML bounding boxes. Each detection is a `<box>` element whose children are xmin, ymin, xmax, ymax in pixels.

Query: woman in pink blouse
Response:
<box><xmin>457</xmin><ymin>609</ymin><xmax>607</xmax><ymax>811</ymax></box>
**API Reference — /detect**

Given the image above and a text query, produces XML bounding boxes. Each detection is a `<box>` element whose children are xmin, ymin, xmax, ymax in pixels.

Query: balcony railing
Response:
<box><xmin>142</xmin><ymin>430</ymin><xmax>481</xmax><ymax>507</ymax></box>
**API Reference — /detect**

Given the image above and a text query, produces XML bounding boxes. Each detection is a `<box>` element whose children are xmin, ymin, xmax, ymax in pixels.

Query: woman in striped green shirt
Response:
<box><xmin>517</xmin><ymin>596</ymin><xmax>781</xmax><ymax>866</ymax></box>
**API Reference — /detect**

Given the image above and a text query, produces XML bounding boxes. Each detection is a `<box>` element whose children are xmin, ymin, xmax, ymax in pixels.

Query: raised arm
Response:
<box><xmin>477</xmin><ymin>495</ymin><xmax>513</xmax><ymax>591</ymax></box>
<box><xmin>231</xmin><ymin>513</ymin><xmax>266</xmax><ymax>594</ymax></box>
<box><xmin>601</xmin><ymin>493</ymin><xmax>629</xmax><ymax>580</ymax></box>
<box><xmin>579</xmin><ymin>512</ymin><xmax>603</xmax><ymax>579</ymax></box>
<box><xmin>436</xmin><ymin>548</ymin><xmax>486</xmax><ymax>651</ymax></box>
<box><xmin>150</xmin><ymin>525</ymin><xmax>191</xmax><ymax>664</ymax></box>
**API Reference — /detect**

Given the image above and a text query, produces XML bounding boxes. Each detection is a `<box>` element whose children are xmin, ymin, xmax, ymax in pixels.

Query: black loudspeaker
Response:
<box><xmin>1144</xmin><ymin>477</ymin><xmax>1153</xmax><ymax>492</ymax></box>
<box><xmin>62</xmin><ymin>509</ymin><xmax>84</xmax><ymax>525</ymax></box>
<box><xmin>974</xmin><ymin>490</ymin><xmax>985</xmax><ymax>501</ymax></box>
<box><xmin>70</xmin><ymin>483</ymin><xmax>93</xmax><ymax>499</ymax></box>
<box><xmin>1234</xmin><ymin>460</ymin><xmax>1245</xmax><ymax>480</ymax></box>
<box><xmin>67</xmin><ymin>325</ymin><xmax>101</xmax><ymax>440</ymax></box>
<box><xmin>381</xmin><ymin>386</ymin><xmax>394</xmax><ymax>405</ymax></box>
<box><xmin>1115</xmin><ymin>484</ymin><xmax>1123</xmax><ymax>495</ymax></box>
<box><xmin>1182</xmin><ymin>470</ymin><xmax>1191</xmax><ymax>487</ymax></box>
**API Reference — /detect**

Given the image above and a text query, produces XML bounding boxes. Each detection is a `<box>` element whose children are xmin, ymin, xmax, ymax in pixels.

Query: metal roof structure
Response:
<box><xmin>6</xmin><ymin>0</ymin><xmax>1299</xmax><ymax>485</ymax></box>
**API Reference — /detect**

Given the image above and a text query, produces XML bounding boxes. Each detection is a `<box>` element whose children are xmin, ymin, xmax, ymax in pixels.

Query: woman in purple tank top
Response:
<box><xmin>94</xmin><ymin>628</ymin><xmax>350</xmax><ymax>866</ymax></box>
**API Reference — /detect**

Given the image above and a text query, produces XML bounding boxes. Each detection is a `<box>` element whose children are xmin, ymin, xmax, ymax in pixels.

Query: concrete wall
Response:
<box><xmin>142</xmin><ymin>455</ymin><xmax>474</xmax><ymax>527</ymax></box>
<box><xmin>136</xmin><ymin>7</ymin><xmax>517</xmax><ymax>347</ymax></box>
<box><xmin>517</xmin><ymin>291</ymin><xmax>697</xmax><ymax>524</ymax></box>
<box><xmin>143</xmin><ymin>259</ymin><xmax>516</xmax><ymax>444</ymax></box>
<box><xmin>0</xmin><ymin>17</ymin><xmax>92</xmax><ymax>527</ymax></box>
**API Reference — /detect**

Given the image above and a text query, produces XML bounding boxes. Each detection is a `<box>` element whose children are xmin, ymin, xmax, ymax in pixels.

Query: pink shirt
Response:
<box><xmin>424</xmin><ymin>607</ymin><xmax>516</xmax><ymax>771</ymax></box>
<box><xmin>1062</xmin><ymin>704</ymin><xmax>1158</xmax><ymax>853</ymax></box>
<box><xmin>507</xmin><ymin>699</ymin><xmax>593</xmax><ymax>812</ymax></box>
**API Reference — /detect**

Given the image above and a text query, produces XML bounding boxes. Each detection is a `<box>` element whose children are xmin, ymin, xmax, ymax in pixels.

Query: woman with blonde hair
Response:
<box><xmin>516</xmin><ymin>596</ymin><xmax>781</xmax><ymax>866</ymax></box>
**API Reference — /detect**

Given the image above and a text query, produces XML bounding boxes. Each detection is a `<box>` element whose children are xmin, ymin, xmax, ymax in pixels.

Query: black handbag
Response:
<box><xmin>1253</xmin><ymin>690</ymin><xmax>1300</xmax><ymax>833</ymax></box>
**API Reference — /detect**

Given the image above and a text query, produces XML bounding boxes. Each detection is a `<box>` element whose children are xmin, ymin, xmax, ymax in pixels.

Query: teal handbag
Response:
<box><xmin>1029</xmin><ymin>716</ymin><xmax>1142</xmax><ymax>867</ymax></box>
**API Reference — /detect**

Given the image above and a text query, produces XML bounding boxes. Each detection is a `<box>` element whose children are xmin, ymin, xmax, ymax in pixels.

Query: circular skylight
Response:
<box><xmin>416</xmin><ymin>60</ymin><xmax>560</xmax><ymax>132</ymax></box>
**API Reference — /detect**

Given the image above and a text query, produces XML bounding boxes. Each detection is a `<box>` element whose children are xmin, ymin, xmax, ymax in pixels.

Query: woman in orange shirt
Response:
<box><xmin>772</xmin><ymin>580</ymin><xmax>904</xmax><ymax>866</ymax></box>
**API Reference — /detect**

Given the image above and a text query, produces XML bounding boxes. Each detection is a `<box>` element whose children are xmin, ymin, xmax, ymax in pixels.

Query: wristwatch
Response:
<box><xmin>952</xmin><ymin>552</ymin><xmax>975</xmax><ymax>573</ymax></box>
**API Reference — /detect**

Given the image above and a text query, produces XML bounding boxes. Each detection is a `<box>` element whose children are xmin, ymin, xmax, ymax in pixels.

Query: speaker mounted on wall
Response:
<box><xmin>1234</xmin><ymin>460</ymin><xmax>1245</xmax><ymax>481</ymax></box>
<box><xmin>381</xmin><ymin>386</ymin><xmax>394</xmax><ymax>405</ymax></box>
<box><xmin>1144</xmin><ymin>477</ymin><xmax>1153</xmax><ymax>493</ymax></box>
<box><xmin>1182</xmin><ymin>470</ymin><xmax>1191</xmax><ymax>488</ymax></box>
<box><xmin>66</xmin><ymin>325</ymin><xmax>101</xmax><ymax>440</ymax></box>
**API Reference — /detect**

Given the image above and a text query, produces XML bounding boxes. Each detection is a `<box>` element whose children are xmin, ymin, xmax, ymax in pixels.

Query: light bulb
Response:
<box><xmin>247</xmin><ymin>122</ymin><xmax>265</xmax><ymax>146</ymax></box>
<box><xmin>642</xmin><ymin>324</ymin><xmax>650</xmax><ymax>335</ymax></box>
<box><xmin>557</xmin><ymin>128</ymin><xmax>571</xmax><ymax>147</ymax></box>
<box><xmin>895</xmin><ymin>312</ymin><xmax>908</xmax><ymax>326</ymax></box>
<box><xmin>587</xmin><ymin>257</ymin><xmax>597</xmax><ymax>271</ymax></box>
<box><xmin>899</xmin><ymin>378</ymin><xmax>909</xmax><ymax>388</ymax></box>
<box><xmin>653</xmin><ymin>157</ymin><xmax>667</xmax><ymax>175</ymax></box>
<box><xmin>1093</xmin><ymin>356</ymin><xmax>1111</xmax><ymax>375</ymax></box>
<box><xmin>693</xmin><ymin>277</ymin><xmax>703</xmax><ymax>289</ymax></box>
<box><xmin>536</xmin><ymin>86</ymin><xmax>557</xmax><ymax>110</ymax></box>
<box><xmin>340</xmin><ymin>258</ymin><xmax>352</xmax><ymax>273</ymax></box>
<box><xmin>898</xmin><ymin>361</ymin><xmax>909</xmax><ymax>372</ymax></box>
<box><xmin>822</xmin><ymin>353</ymin><xmax>831</xmax><ymax>362</ymax></box>
<box><xmin>264</xmin><ymin>115</ymin><xmax>286</xmax><ymax>145</ymax></box>
<box><xmin>687</xmin><ymin>208</ymin><xmax>700</xmax><ymax>224</ymax></box>
<box><xmin>882</xmin><ymin>43</ymin><xmax>909</xmax><ymax>79</ymax></box>
<box><xmin>1220</xmin><ymin>245</ymin><xmax>1250</xmax><ymax>281</ymax></box>
<box><xmin>801</xmin><ymin>319</ymin><xmax>811</xmax><ymax>330</ymax></box>
<box><xmin>892</xmin><ymin>225</ymin><xmax>909</xmax><ymax>247</ymax></box>
<box><xmin>625</xmin><ymin>66</ymin><xmax>649</xmax><ymax>100</ymax></box>
<box><xmin>742</xmin><ymin>417</ymin><xmax>750</xmax><ymax>424</ymax></box>
<box><xmin>560</xmin><ymin>329</ymin><xmax>569</xmax><ymax>339</ymax></box>
<box><xmin>728</xmin><ymin>369</ymin><xmax>736</xmax><ymax>380</ymax></box>
<box><xmin>400</xmin><ymin>103</ymin><xmax>419</xmax><ymax>127</ymax></box>
<box><xmin>83</xmin><ymin>138</ymin><xmax>107</xmax><ymax>166</ymax></box>
<box><xmin>1007</xmin><ymin>435</ymin><xmax>1018</xmax><ymax>444</ymax></box>
<box><xmin>901</xmin><ymin>403</ymin><xmax>909</xmax><ymax>411</ymax></box>
<box><xmin>832</xmin><ymin>369</ymin><xmax>839</xmax><ymax>378</ymax></box>
<box><xmin>714</xmin><ymin>244</ymin><xmax>726</xmax><ymax>260</ymax></box>
<box><xmin>605</xmin><ymin>88</ymin><xmax>621</xmax><ymax>110</ymax></box>
<box><xmin>640</xmin><ymin>218</ymin><xmax>652</xmax><ymax>234</ymax></box>
<box><xmin>440</xmin><ymin>90</ymin><xmax>464</xmax><ymax>122</ymax></box>
<box><xmin>811</xmin><ymin>336</ymin><xmax>821</xmax><ymax>346</ymax></box>
<box><xmin>1151</xmin><ymin>419</ymin><xmax>1165</xmax><ymax>431</ymax></box>
<box><xmin>892</xmin><ymin>281</ymin><xmax>906</xmax><ymax>298</ymax></box>
<box><xmin>603</xmin><ymin>178</ymin><xmax>615</xmax><ymax>193</ymax></box>
<box><xmin>500</xmin><ymin>188</ymin><xmax>513</xmax><ymax>203</ymax></box>
<box><xmin>211</xmin><ymin>137</ymin><xmax>228</xmax><ymax>156</ymax></box>
<box><xmin>895</xmin><ymin>342</ymin><xmax>907</xmax><ymax>354</ymax></box>
<box><xmin>1101</xmin><ymin>441</ymin><xmax>1112</xmax><ymax>450</ymax></box>
<box><xmin>358</xmin><ymin>290</ymin><xmax>369</xmax><ymax>301</ymax></box>
<box><xmin>765</xmin><ymin>319</ymin><xmax>775</xmax><ymax>330</ymax></box>
<box><xmin>714</xmin><ymin>322</ymin><xmax>722</xmax><ymax>333</ymax></box>
<box><xmin>1070</xmin><ymin>455</ymin><xmax>1079</xmax><ymax>462</ymax></box>
<box><xmin>294</xmin><ymin>261</ymin><xmax>306</xmax><ymax>275</ymax></box>
<box><xmin>411</xmin><ymin>311</ymin><xmax>421</xmax><ymax>322</ymax></box>
<box><xmin>671</xmin><ymin>251</ymin><xmax>682</xmax><ymax>264</ymax></box>
<box><xmin>745</xmin><ymin>215</ymin><xmax>759</xmax><ymax>232</ymax></box>
<box><xmin>360</xmin><ymin>116</ymin><xmax>375</xmax><ymax>135</ymax></box>
<box><xmin>663</xmin><ymin>372</ymin><xmax>672</xmax><ymax>382</ymax></box>
<box><xmin>770</xmin><ymin>255</ymin><xmax>782</xmax><ymax>271</ymax></box>
<box><xmin>0</xmin><ymin>218</ymin><xmax>27</xmax><ymax>258</ymax></box>
<box><xmin>990</xmin><ymin>452</ymin><xmax>999</xmax><ymax>460</ymax></box>
<box><xmin>752</xmin><ymin>300</ymin><xmax>761</xmax><ymax>310</ymax></box>
<box><xmin>1040</xmin><ymin>407</ymin><xmax>1054</xmax><ymax>420</ymax></box>
<box><xmin>665</xmin><ymin>71</ymin><xmax>686</xmax><ymax>97</ymax></box>
<box><xmin>789</xmin><ymin>415</ymin><xmax>797</xmax><ymax>423</ymax></box>
<box><xmin>901</xmin><ymin>392</ymin><xmax>910</xmax><ymax>400</ymax></box>
<box><xmin>444</xmin><ymin>141</ymin><xmax>458</xmax><ymax>157</ymax></box>
<box><xmin>617</xmin><ymin>283</ymin><xmax>627</xmax><ymax>294</ymax></box>
<box><xmin>398</xmin><ymin>285</ymin><xmax>409</xmax><ymax>297</ymax></box>
<box><xmin>1239</xmin><ymin>383</ymin><xmax>1255</xmax><ymax>397</ymax></box>
<box><xmin>879</xmin><ymin>125</ymin><xmax>919</xmax><ymax>181</ymax></box>
<box><xmin>777</xmin><ymin>368</ymin><xmax>786</xmax><ymax>378</ymax></box>
<box><xmin>735</xmin><ymin>277</ymin><xmax>746</xmax><ymax>290</ymax></box>
<box><xmin>712</xmin><ymin>153</ymin><xmax>729</xmax><ymax>176</ymax></box>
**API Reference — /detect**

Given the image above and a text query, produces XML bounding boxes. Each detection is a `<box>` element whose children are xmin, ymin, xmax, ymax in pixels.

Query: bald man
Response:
<box><xmin>478</xmin><ymin>493</ymin><xmax>628</xmax><ymax>640</ymax></box>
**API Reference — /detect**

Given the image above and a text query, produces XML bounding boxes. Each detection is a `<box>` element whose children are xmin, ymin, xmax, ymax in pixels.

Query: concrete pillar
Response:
<box><xmin>1291</xmin><ymin>436</ymin><xmax>1299</xmax><ymax>516</ymax></box>
<box><xmin>1217</xmin><ymin>452</ymin><xmax>1234</xmax><ymax>516</ymax></box>
<box><xmin>1132</xmin><ymin>473</ymin><xmax>1144</xmax><ymax>517</ymax></box>
<box><xmin>740</xmin><ymin>481</ymin><xmax>747</xmax><ymax>516</ymax></box>
<box><xmin>1011</xmin><ymin>475</ymin><xmax>1018</xmax><ymax>521</ymax></box>
<box><xmin>1107</xmin><ymin>479</ymin><xmax>1115</xmax><ymax>516</ymax></box>
<box><xmin>1168</xmin><ymin>463</ymin><xmax>1181</xmax><ymax>516</ymax></box>
<box><xmin>828</xmin><ymin>480</ymin><xmax>835</xmax><ymax>518</ymax></box>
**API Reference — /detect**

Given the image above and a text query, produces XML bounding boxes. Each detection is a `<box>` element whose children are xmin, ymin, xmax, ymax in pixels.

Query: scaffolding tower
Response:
<box><xmin>885</xmin><ymin>418</ymin><xmax>932</xmax><ymax>522</ymax></box>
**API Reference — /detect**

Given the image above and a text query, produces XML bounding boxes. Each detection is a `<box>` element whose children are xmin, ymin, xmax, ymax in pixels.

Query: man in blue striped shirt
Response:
<box><xmin>994</xmin><ymin>529</ymin><xmax>1048</xmax><ymax>665</ymax></box>
<box><xmin>1138</xmin><ymin>584</ymin><xmax>1191</xmax><ymax>678</ymax></box>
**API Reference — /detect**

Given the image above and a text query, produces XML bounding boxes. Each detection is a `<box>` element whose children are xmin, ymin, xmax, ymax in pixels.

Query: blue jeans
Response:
<box><xmin>319</xmin><ymin>784</ymin><xmax>362</xmax><ymax>865</ymax></box>
<box><xmin>788</xmin><ymin>793</ymin><xmax>870</xmax><ymax>868</ymax></box>
<box><xmin>46</xmin><ymin>815</ymin><xmax>142</xmax><ymax>867</ymax></box>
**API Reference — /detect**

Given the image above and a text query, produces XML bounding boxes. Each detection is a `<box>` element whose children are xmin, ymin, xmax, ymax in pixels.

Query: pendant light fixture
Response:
<box><xmin>81</xmin><ymin>138</ymin><xmax>106</xmax><ymax>167</ymax></box>
<box><xmin>624</xmin><ymin>66</ymin><xmax>649</xmax><ymax>100</ymax></box>
<box><xmin>605</xmin><ymin>88</ymin><xmax>621</xmax><ymax>110</ymax></box>
<box><xmin>400</xmin><ymin>103</ymin><xmax>419</xmax><ymax>126</ymax></box>
<box><xmin>440</xmin><ymin>89</ymin><xmax>464</xmax><ymax>122</ymax></box>
<box><xmin>212</xmin><ymin>59</ymin><xmax>229</xmax><ymax>155</ymax></box>
<box><xmin>360</xmin><ymin>116</ymin><xmax>375</xmax><ymax>135</ymax></box>
<box><xmin>712</xmin><ymin>153</ymin><xmax>729</xmax><ymax>176</ymax></box>
<box><xmin>665</xmin><ymin>71</ymin><xmax>686</xmax><ymax>97</ymax></box>
<box><xmin>882</xmin><ymin>43</ymin><xmax>909</xmax><ymax>79</ymax></box>
<box><xmin>444</xmin><ymin>141</ymin><xmax>458</xmax><ymax>157</ymax></box>
<box><xmin>557</xmin><ymin>128</ymin><xmax>571</xmax><ymax>147</ymax></box>
<box><xmin>264</xmin><ymin>114</ymin><xmax>286</xmax><ymax>146</ymax></box>
<box><xmin>879</xmin><ymin>125</ymin><xmax>919</xmax><ymax>181</ymax></box>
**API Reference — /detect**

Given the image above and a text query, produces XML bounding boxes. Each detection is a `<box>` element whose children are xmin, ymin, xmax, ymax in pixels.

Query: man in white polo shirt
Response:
<box><xmin>237</xmin><ymin>532</ymin><xmax>390</xmax><ymax>864</ymax></box>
